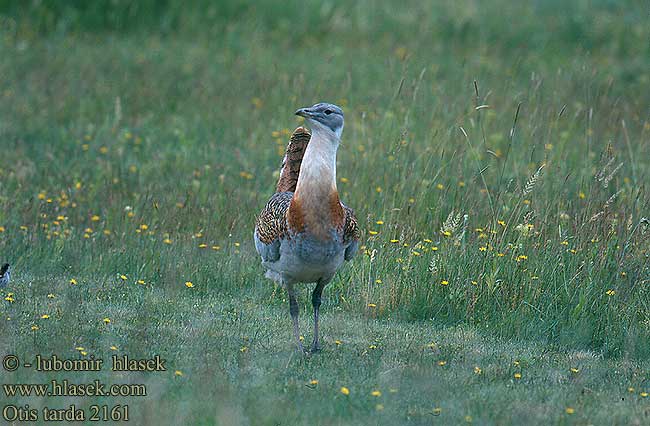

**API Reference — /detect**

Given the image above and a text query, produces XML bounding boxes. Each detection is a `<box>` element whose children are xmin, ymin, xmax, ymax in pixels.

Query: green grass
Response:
<box><xmin>4</xmin><ymin>276</ymin><xmax>650</xmax><ymax>424</ymax></box>
<box><xmin>1</xmin><ymin>0</ymin><xmax>650</xmax><ymax>424</ymax></box>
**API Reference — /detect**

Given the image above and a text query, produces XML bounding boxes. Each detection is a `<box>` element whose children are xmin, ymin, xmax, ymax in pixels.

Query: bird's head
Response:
<box><xmin>0</xmin><ymin>263</ymin><xmax>9</xmax><ymax>274</ymax></box>
<box><xmin>295</xmin><ymin>102</ymin><xmax>344</xmax><ymax>140</ymax></box>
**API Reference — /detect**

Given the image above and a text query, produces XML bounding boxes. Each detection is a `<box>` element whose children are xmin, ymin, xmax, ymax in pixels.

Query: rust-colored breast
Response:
<box><xmin>286</xmin><ymin>191</ymin><xmax>347</xmax><ymax>241</ymax></box>
<box><xmin>287</xmin><ymin>196</ymin><xmax>305</xmax><ymax>234</ymax></box>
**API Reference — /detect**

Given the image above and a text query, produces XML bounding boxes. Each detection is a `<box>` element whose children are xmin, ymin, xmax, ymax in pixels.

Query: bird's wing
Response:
<box><xmin>342</xmin><ymin>203</ymin><xmax>360</xmax><ymax>261</ymax></box>
<box><xmin>276</xmin><ymin>127</ymin><xmax>311</xmax><ymax>193</ymax></box>
<box><xmin>254</xmin><ymin>191</ymin><xmax>293</xmax><ymax>262</ymax></box>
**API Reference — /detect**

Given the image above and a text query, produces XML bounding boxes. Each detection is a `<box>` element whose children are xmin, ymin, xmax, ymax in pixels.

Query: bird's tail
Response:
<box><xmin>276</xmin><ymin>127</ymin><xmax>311</xmax><ymax>193</ymax></box>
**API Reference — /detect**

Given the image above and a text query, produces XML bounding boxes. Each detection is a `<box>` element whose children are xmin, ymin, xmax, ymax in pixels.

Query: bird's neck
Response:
<box><xmin>289</xmin><ymin>128</ymin><xmax>344</xmax><ymax>236</ymax></box>
<box><xmin>295</xmin><ymin>128</ymin><xmax>338</xmax><ymax>197</ymax></box>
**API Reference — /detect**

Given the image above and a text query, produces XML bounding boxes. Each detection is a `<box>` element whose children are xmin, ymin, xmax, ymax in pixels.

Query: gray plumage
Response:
<box><xmin>294</xmin><ymin>103</ymin><xmax>344</xmax><ymax>135</ymax></box>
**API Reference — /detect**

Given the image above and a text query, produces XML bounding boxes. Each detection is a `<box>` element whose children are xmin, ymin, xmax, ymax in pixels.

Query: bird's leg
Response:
<box><xmin>310</xmin><ymin>279</ymin><xmax>326</xmax><ymax>353</ymax></box>
<box><xmin>287</xmin><ymin>283</ymin><xmax>305</xmax><ymax>353</ymax></box>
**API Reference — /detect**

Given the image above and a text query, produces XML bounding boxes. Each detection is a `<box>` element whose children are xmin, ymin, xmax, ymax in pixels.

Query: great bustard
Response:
<box><xmin>254</xmin><ymin>102</ymin><xmax>359</xmax><ymax>353</ymax></box>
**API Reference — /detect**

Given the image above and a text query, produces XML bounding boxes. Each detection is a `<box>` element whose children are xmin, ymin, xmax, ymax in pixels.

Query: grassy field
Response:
<box><xmin>1</xmin><ymin>0</ymin><xmax>650</xmax><ymax>424</ymax></box>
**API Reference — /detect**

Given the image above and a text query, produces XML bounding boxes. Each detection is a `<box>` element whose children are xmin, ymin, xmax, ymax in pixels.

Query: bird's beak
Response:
<box><xmin>295</xmin><ymin>108</ymin><xmax>312</xmax><ymax>118</ymax></box>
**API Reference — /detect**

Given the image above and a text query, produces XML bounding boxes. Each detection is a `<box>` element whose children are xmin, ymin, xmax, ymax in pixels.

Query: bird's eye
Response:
<box><xmin>324</xmin><ymin>109</ymin><xmax>332</xmax><ymax>115</ymax></box>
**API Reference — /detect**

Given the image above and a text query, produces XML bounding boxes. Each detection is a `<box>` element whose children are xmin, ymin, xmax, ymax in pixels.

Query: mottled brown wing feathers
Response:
<box><xmin>255</xmin><ymin>192</ymin><xmax>293</xmax><ymax>245</ymax></box>
<box><xmin>276</xmin><ymin>127</ymin><xmax>311</xmax><ymax>193</ymax></box>
<box><xmin>342</xmin><ymin>204</ymin><xmax>360</xmax><ymax>243</ymax></box>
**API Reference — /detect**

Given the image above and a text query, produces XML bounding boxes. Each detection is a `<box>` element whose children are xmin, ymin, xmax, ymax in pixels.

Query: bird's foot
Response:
<box><xmin>309</xmin><ymin>341</ymin><xmax>321</xmax><ymax>354</ymax></box>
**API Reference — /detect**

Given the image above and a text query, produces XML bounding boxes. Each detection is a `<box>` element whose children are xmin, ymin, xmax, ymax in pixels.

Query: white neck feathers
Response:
<box><xmin>294</xmin><ymin>126</ymin><xmax>339</xmax><ymax>197</ymax></box>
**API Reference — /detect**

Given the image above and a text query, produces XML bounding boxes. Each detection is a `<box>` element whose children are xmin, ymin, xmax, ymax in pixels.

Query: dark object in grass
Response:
<box><xmin>0</xmin><ymin>263</ymin><xmax>10</xmax><ymax>287</ymax></box>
